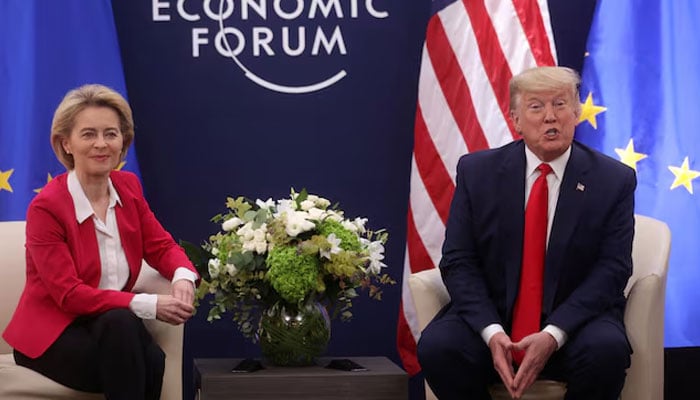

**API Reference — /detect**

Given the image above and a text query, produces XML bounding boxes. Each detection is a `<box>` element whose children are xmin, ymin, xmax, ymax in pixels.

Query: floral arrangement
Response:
<box><xmin>187</xmin><ymin>189</ymin><xmax>394</xmax><ymax>340</ymax></box>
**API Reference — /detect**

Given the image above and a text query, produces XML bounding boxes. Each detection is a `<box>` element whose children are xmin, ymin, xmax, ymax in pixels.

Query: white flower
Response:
<box><xmin>353</xmin><ymin>217</ymin><xmax>368</xmax><ymax>233</ymax></box>
<box><xmin>285</xmin><ymin>211</ymin><xmax>316</xmax><ymax>237</ymax></box>
<box><xmin>222</xmin><ymin>217</ymin><xmax>243</xmax><ymax>232</ymax></box>
<box><xmin>325</xmin><ymin>210</ymin><xmax>343</xmax><ymax>222</ymax></box>
<box><xmin>242</xmin><ymin>237</ymin><xmax>268</xmax><ymax>254</ymax></box>
<box><xmin>306</xmin><ymin>207</ymin><xmax>327</xmax><ymax>221</ymax></box>
<box><xmin>253</xmin><ymin>226</ymin><xmax>267</xmax><ymax>241</ymax></box>
<box><xmin>300</xmin><ymin>199</ymin><xmax>315</xmax><ymax>211</ymax></box>
<box><xmin>237</xmin><ymin>222</ymin><xmax>256</xmax><ymax>241</ymax></box>
<box><xmin>320</xmin><ymin>233</ymin><xmax>342</xmax><ymax>260</ymax></box>
<box><xmin>254</xmin><ymin>240</ymin><xmax>267</xmax><ymax>254</ymax></box>
<box><xmin>225</xmin><ymin>263</ymin><xmax>238</xmax><ymax>276</ymax></box>
<box><xmin>367</xmin><ymin>240</ymin><xmax>386</xmax><ymax>275</ymax></box>
<box><xmin>342</xmin><ymin>219</ymin><xmax>359</xmax><ymax>233</ymax></box>
<box><xmin>238</xmin><ymin>223</ymin><xmax>268</xmax><ymax>254</ymax></box>
<box><xmin>208</xmin><ymin>258</ymin><xmax>221</xmax><ymax>278</ymax></box>
<box><xmin>310</xmin><ymin>195</ymin><xmax>331</xmax><ymax>208</ymax></box>
<box><xmin>275</xmin><ymin>199</ymin><xmax>296</xmax><ymax>216</ymax></box>
<box><xmin>256</xmin><ymin>198</ymin><xmax>275</xmax><ymax>211</ymax></box>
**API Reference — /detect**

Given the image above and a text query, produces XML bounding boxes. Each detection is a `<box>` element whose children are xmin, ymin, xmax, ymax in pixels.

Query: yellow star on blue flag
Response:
<box><xmin>33</xmin><ymin>173</ymin><xmax>54</xmax><ymax>194</ymax></box>
<box><xmin>0</xmin><ymin>169</ymin><xmax>14</xmax><ymax>193</ymax></box>
<box><xmin>668</xmin><ymin>157</ymin><xmax>700</xmax><ymax>194</ymax></box>
<box><xmin>578</xmin><ymin>92</ymin><xmax>607</xmax><ymax>129</ymax></box>
<box><xmin>614</xmin><ymin>139</ymin><xmax>647</xmax><ymax>171</ymax></box>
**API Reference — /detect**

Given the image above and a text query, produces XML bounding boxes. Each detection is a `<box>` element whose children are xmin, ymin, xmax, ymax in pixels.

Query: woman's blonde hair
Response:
<box><xmin>50</xmin><ymin>84</ymin><xmax>134</xmax><ymax>170</ymax></box>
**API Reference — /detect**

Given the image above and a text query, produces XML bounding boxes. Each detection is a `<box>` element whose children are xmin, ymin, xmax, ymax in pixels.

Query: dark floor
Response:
<box><xmin>665</xmin><ymin>347</ymin><xmax>698</xmax><ymax>400</ymax></box>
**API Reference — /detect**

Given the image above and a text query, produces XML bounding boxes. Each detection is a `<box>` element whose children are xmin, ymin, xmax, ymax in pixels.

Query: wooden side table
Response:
<box><xmin>194</xmin><ymin>356</ymin><xmax>408</xmax><ymax>400</ymax></box>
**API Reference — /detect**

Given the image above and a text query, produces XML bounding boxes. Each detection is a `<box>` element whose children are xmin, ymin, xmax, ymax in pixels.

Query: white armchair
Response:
<box><xmin>0</xmin><ymin>221</ymin><xmax>185</xmax><ymax>400</ymax></box>
<box><xmin>408</xmin><ymin>214</ymin><xmax>670</xmax><ymax>400</ymax></box>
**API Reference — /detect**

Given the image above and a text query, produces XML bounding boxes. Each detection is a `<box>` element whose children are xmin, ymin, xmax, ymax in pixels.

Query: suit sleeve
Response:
<box><xmin>26</xmin><ymin>203</ymin><xmax>134</xmax><ymax>315</ymax></box>
<box><xmin>545</xmin><ymin>167</ymin><xmax>636</xmax><ymax>334</ymax></box>
<box><xmin>440</xmin><ymin>156</ymin><xmax>502</xmax><ymax>332</ymax></box>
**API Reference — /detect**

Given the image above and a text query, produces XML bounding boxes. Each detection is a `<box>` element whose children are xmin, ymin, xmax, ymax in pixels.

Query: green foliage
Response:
<box><xmin>317</xmin><ymin>219</ymin><xmax>361</xmax><ymax>251</ymax></box>
<box><xmin>266</xmin><ymin>245</ymin><xmax>320</xmax><ymax>304</ymax></box>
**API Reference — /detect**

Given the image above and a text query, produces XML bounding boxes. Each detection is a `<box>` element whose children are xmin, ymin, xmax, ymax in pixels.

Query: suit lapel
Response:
<box><xmin>543</xmin><ymin>142</ymin><xmax>591</xmax><ymax>314</ymax></box>
<box><xmin>498</xmin><ymin>140</ymin><xmax>527</xmax><ymax>320</ymax></box>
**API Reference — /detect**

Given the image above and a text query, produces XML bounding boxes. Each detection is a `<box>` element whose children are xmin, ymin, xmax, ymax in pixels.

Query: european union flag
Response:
<box><xmin>0</xmin><ymin>0</ymin><xmax>140</xmax><ymax>221</ymax></box>
<box><xmin>576</xmin><ymin>1</ymin><xmax>700</xmax><ymax>347</ymax></box>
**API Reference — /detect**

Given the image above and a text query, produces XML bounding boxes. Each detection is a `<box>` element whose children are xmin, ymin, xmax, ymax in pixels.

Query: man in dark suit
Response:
<box><xmin>417</xmin><ymin>66</ymin><xmax>635</xmax><ymax>400</ymax></box>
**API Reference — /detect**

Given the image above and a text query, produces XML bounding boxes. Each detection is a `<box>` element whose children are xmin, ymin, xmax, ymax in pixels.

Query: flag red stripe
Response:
<box><xmin>461</xmin><ymin>0</ymin><xmax>518</xmax><ymax>140</ymax></box>
<box><xmin>413</xmin><ymin>107</ymin><xmax>455</xmax><ymax>225</ymax></box>
<box><xmin>396</xmin><ymin>303</ymin><xmax>421</xmax><ymax>375</ymax></box>
<box><xmin>397</xmin><ymin>207</ymin><xmax>435</xmax><ymax>375</ymax></box>
<box><xmin>511</xmin><ymin>0</ymin><xmax>556</xmax><ymax>66</ymax></box>
<box><xmin>406</xmin><ymin>204</ymin><xmax>437</xmax><ymax>273</ymax></box>
<box><xmin>426</xmin><ymin>16</ymin><xmax>490</xmax><ymax>153</ymax></box>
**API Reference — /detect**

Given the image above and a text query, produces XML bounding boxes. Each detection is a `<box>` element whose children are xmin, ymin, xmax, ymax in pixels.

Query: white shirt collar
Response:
<box><xmin>67</xmin><ymin>171</ymin><xmax>122</xmax><ymax>223</ymax></box>
<box><xmin>524</xmin><ymin>144</ymin><xmax>572</xmax><ymax>180</ymax></box>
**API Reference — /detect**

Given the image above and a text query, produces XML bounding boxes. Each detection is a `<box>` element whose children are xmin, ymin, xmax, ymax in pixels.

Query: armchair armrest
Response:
<box><xmin>408</xmin><ymin>269</ymin><xmax>450</xmax><ymax>334</ymax></box>
<box><xmin>133</xmin><ymin>263</ymin><xmax>184</xmax><ymax>400</ymax></box>
<box><xmin>621</xmin><ymin>273</ymin><xmax>666</xmax><ymax>400</ymax></box>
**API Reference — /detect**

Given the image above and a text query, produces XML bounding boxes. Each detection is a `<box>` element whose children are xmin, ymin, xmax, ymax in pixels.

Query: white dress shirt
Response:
<box><xmin>480</xmin><ymin>146</ymin><xmax>571</xmax><ymax>349</ymax></box>
<box><xmin>67</xmin><ymin>171</ymin><xmax>196</xmax><ymax>319</ymax></box>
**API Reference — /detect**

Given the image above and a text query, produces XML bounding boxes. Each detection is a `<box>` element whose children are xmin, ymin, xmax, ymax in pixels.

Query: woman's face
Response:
<box><xmin>62</xmin><ymin>106</ymin><xmax>124</xmax><ymax>179</ymax></box>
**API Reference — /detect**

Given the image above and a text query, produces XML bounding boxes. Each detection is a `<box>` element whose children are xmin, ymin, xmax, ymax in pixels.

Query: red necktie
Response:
<box><xmin>511</xmin><ymin>163</ymin><xmax>552</xmax><ymax>365</ymax></box>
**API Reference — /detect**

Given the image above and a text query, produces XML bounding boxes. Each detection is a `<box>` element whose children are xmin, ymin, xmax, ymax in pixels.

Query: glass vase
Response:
<box><xmin>258</xmin><ymin>301</ymin><xmax>331</xmax><ymax>366</ymax></box>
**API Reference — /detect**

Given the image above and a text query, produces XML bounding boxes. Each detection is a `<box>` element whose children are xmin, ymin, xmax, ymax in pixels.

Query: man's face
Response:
<box><xmin>511</xmin><ymin>90</ymin><xmax>579</xmax><ymax>162</ymax></box>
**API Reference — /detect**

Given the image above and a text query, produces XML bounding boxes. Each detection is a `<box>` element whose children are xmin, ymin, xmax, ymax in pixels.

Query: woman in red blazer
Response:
<box><xmin>2</xmin><ymin>84</ymin><xmax>199</xmax><ymax>400</ymax></box>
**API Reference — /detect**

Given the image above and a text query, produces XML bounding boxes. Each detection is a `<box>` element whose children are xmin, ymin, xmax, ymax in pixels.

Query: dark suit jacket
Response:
<box><xmin>3</xmin><ymin>171</ymin><xmax>198</xmax><ymax>358</ymax></box>
<box><xmin>440</xmin><ymin>139</ymin><xmax>636</xmax><ymax>337</ymax></box>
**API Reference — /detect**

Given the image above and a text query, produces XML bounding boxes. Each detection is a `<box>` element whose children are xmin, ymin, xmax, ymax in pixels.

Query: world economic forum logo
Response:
<box><xmin>152</xmin><ymin>0</ymin><xmax>389</xmax><ymax>94</ymax></box>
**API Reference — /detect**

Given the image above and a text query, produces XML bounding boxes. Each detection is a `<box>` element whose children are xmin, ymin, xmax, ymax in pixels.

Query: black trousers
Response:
<box><xmin>14</xmin><ymin>309</ymin><xmax>165</xmax><ymax>400</ymax></box>
<box><xmin>417</xmin><ymin>308</ymin><xmax>631</xmax><ymax>400</ymax></box>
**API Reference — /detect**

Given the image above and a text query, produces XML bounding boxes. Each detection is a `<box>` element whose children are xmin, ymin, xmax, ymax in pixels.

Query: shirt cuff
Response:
<box><xmin>481</xmin><ymin>323</ymin><xmax>506</xmax><ymax>345</ymax></box>
<box><xmin>173</xmin><ymin>267</ymin><xmax>197</xmax><ymax>288</ymax></box>
<box><xmin>129</xmin><ymin>293</ymin><xmax>157</xmax><ymax>319</ymax></box>
<box><xmin>543</xmin><ymin>324</ymin><xmax>568</xmax><ymax>349</ymax></box>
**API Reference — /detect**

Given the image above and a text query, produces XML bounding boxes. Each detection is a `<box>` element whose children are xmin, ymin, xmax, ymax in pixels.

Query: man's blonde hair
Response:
<box><xmin>509</xmin><ymin>66</ymin><xmax>581</xmax><ymax>115</ymax></box>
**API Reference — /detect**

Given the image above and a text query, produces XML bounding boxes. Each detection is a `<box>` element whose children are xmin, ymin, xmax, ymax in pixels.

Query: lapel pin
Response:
<box><xmin>576</xmin><ymin>183</ymin><xmax>585</xmax><ymax>192</ymax></box>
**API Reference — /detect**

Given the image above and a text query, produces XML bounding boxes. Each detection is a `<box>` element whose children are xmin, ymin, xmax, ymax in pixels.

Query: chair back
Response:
<box><xmin>0</xmin><ymin>221</ymin><xmax>27</xmax><ymax>354</ymax></box>
<box><xmin>625</xmin><ymin>214</ymin><xmax>671</xmax><ymax>296</ymax></box>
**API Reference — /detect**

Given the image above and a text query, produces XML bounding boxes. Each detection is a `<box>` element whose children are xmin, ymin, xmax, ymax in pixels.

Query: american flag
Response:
<box><xmin>397</xmin><ymin>0</ymin><xmax>557</xmax><ymax>375</ymax></box>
